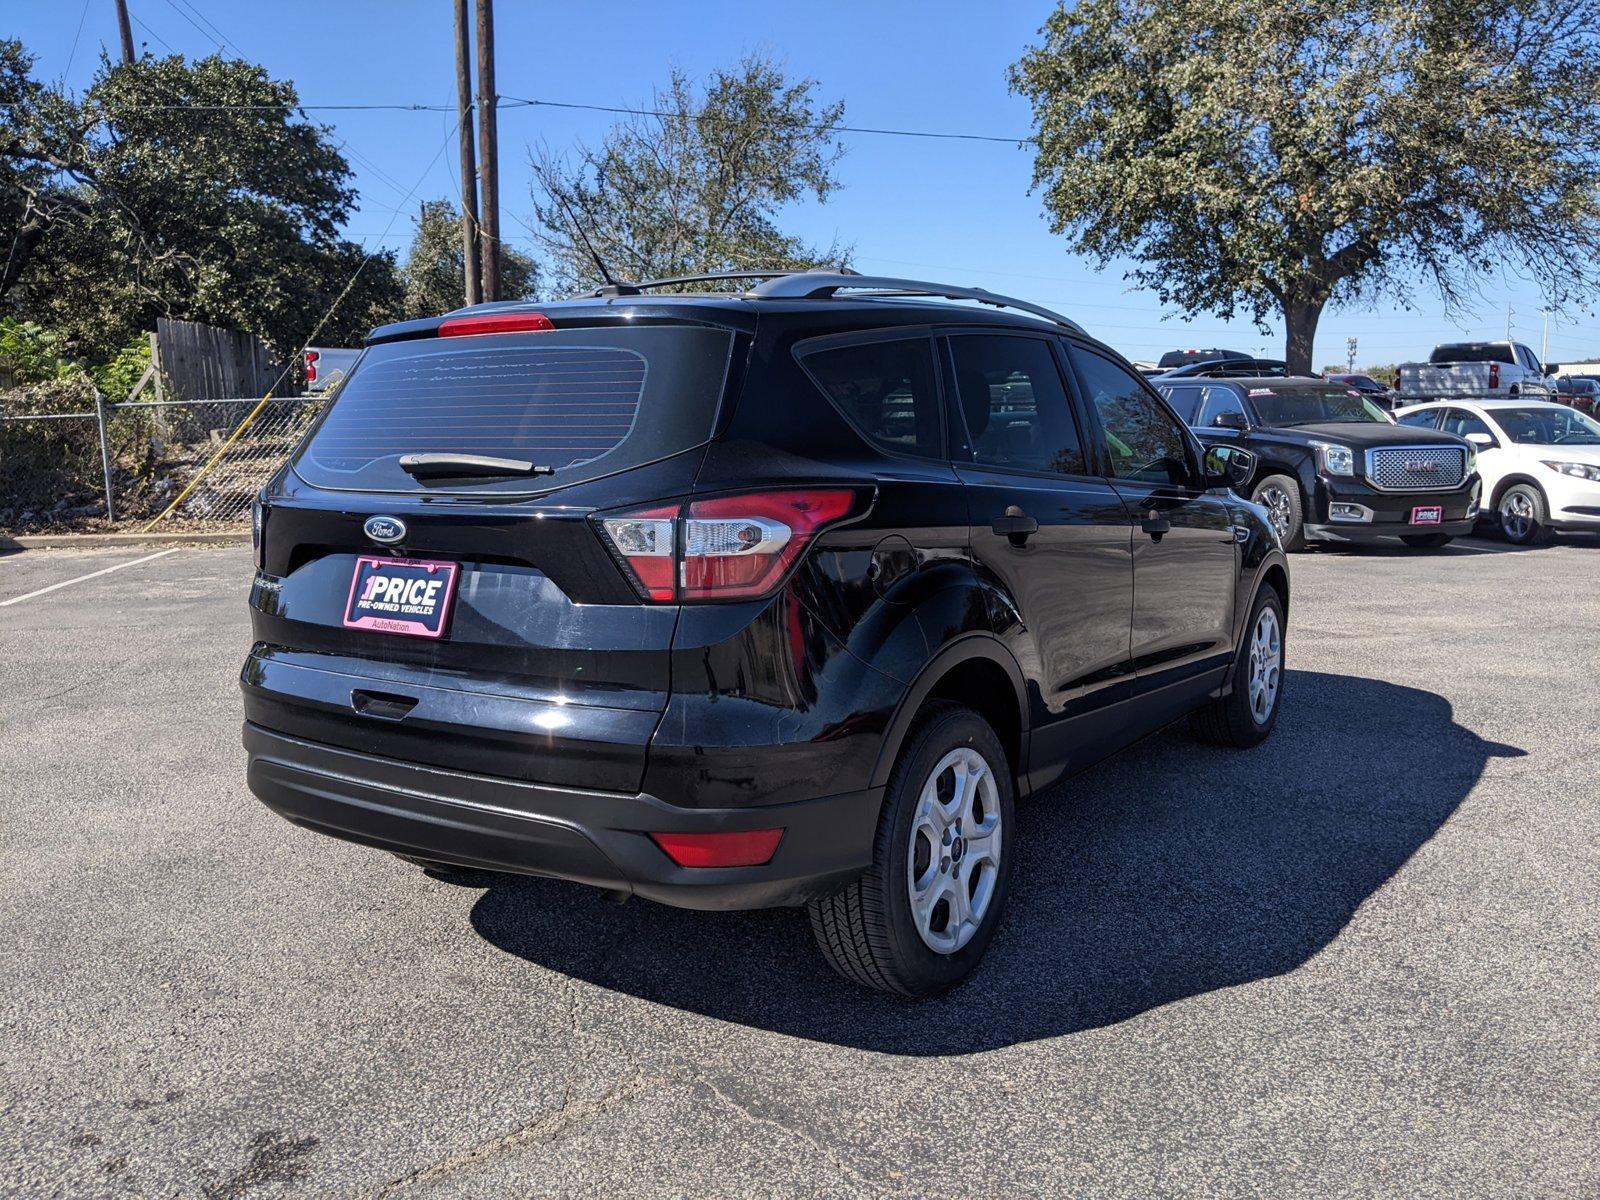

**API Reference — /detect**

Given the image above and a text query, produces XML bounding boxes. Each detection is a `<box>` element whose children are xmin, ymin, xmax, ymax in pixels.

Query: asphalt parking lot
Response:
<box><xmin>1</xmin><ymin>536</ymin><xmax>1596</xmax><ymax>1198</ymax></box>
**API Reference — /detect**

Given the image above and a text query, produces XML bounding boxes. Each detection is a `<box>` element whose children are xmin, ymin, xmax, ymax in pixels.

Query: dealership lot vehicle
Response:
<box><xmin>1156</xmin><ymin>375</ymin><xmax>1481</xmax><ymax>549</ymax></box>
<box><xmin>242</xmin><ymin>272</ymin><xmax>1286</xmax><ymax>997</ymax></box>
<box><xmin>1326</xmin><ymin>371</ymin><xmax>1398</xmax><ymax>408</ymax></box>
<box><xmin>4</xmin><ymin>541</ymin><xmax>1596</xmax><ymax>1197</ymax></box>
<box><xmin>1553</xmin><ymin>375</ymin><xmax>1600</xmax><ymax>413</ymax></box>
<box><xmin>1154</xmin><ymin>355</ymin><xmax>1289</xmax><ymax>380</ymax></box>
<box><xmin>1395</xmin><ymin>399</ymin><xmax>1600</xmax><ymax>543</ymax></box>
<box><xmin>1397</xmin><ymin>341</ymin><xmax>1555</xmax><ymax>402</ymax></box>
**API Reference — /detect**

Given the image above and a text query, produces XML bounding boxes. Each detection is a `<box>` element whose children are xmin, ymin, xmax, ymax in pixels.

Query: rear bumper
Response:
<box><xmin>243</xmin><ymin>723</ymin><xmax>879</xmax><ymax>910</ymax></box>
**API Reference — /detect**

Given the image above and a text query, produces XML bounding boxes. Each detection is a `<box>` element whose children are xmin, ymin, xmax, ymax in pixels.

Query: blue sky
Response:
<box><xmin>15</xmin><ymin>0</ymin><xmax>1599</xmax><ymax>366</ymax></box>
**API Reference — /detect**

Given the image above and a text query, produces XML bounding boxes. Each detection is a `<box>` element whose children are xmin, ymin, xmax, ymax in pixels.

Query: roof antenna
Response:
<box><xmin>553</xmin><ymin>191</ymin><xmax>637</xmax><ymax>296</ymax></box>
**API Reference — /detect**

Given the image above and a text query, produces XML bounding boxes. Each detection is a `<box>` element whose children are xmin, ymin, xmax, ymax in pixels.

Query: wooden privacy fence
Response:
<box><xmin>155</xmin><ymin>317</ymin><xmax>280</xmax><ymax>400</ymax></box>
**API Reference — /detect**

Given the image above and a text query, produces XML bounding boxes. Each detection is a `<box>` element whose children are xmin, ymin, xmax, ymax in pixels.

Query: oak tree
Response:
<box><xmin>1011</xmin><ymin>0</ymin><xmax>1600</xmax><ymax>371</ymax></box>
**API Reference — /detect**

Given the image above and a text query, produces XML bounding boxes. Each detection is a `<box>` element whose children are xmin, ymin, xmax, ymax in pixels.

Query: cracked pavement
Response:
<box><xmin>1</xmin><ymin>539</ymin><xmax>1596</xmax><ymax>1198</ymax></box>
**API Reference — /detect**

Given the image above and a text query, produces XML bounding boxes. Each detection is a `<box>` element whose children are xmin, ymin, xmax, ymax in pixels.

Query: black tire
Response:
<box><xmin>1400</xmin><ymin>533</ymin><xmax>1453</xmax><ymax>548</ymax></box>
<box><xmin>1497</xmin><ymin>483</ymin><xmax>1553</xmax><ymax>545</ymax></box>
<box><xmin>1189</xmin><ymin>585</ymin><xmax>1285</xmax><ymax>748</ymax></box>
<box><xmin>808</xmin><ymin>702</ymin><xmax>1014</xmax><ymax>998</ymax></box>
<box><xmin>1250</xmin><ymin>474</ymin><xmax>1306</xmax><ymax>550</ymax></box>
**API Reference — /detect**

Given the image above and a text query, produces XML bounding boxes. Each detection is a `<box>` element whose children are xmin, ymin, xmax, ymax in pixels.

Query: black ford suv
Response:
<box><xmin>243</xmin><ymin>272</ymin><xmax>1289</xmax><ymax>997</ymax></box>
<box><xmin>1154</xmin><ymin>375</ymin><xmax>1482</xmax><ymax>550</ymax></box>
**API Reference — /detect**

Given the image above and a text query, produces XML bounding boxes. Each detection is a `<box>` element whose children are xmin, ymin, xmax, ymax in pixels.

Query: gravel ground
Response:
<box><xmin>0</xmin><ymin>537</ymin><xmax>1595</xmax><ymax>1198</ymax></box>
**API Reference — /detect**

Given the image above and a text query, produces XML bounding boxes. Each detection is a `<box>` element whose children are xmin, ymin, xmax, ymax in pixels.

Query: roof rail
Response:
<box><xmin>591</xmin><ymin>267</ymin><xmax>859</xmax><ymax>298</ymax></box>
<box><xmin>749</xmin><ymin>272</ymin><xmax>1085</xmax><ymax>334</ymax></box>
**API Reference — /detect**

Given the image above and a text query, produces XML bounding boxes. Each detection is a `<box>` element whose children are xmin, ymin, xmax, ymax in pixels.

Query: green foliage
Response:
<box><xmin>92</xmin><ymin>336</ymin><xmax>154</xmax><ymax>400</ymax></box>
<box><xmin>530</xmin><ymin>56</ymin><xmax>849</xmax><ymax>295</ymax></box>
<box><xmin>1</xmin><ymin>43</ymin><xmax>404</xmax><ymax>360</ymax></box>
<box><xmin>0</xmin><ymin>317</ymin><xmax>79</xmax><ymax>384</ymax></box>
<box><xmin>1321</xmin><ymin>362</ymin><xmax>1399</xmax><ymax>381</ymax></box>
<box><xmin>1011</xmin><ymin>0</ymin><xmax>1600</xmax><ymax>371</ymax></box>
<box><xmin>402</xmin><ymin>199</ymin><xmax>538</xmax><ymax>318</ymax></box>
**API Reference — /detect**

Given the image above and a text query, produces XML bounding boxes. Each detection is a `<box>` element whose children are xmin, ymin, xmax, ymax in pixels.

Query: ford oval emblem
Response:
<box><xmin>363</xmin><ymin>515</ymin><xmax>407</xmax><ymax>545</ymax></box>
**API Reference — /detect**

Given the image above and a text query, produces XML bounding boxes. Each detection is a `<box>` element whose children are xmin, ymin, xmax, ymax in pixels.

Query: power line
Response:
<box><xmin>171</xmin><ymin>0</ymin><xmax>240</xmax><ymax>55</ymax></box>
<box><xmin>0</xmin><ymin>92</ymin><xmax>1031</xmax><ymax>143</ymax></box>
<box><xmin>129</xmin><ymin>14</ymin><xmax>176</xmax><ymax>56</ymax></box>
<box><xmin>499</xmin><ymin>96</ymin><xmax>1028</xmax><ymax>144</ymax></box>
<box><xmin>62</xmin><ymin>0</ymin><xmax>93</xmax><ymax>79</ymax></box>
<box><xmin>159</xmin><ymin>0</ymin><xmax>226</xmax><ymax>52</ymax></box>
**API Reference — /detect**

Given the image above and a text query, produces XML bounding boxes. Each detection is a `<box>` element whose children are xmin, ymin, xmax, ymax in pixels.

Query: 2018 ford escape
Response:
<box><xmin>242</xmin><ymin>272</ymin><xmax>1290</xmax><ymax>997</ymax></box>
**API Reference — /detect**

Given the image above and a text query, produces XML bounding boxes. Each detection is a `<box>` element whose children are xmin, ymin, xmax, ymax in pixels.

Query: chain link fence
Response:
<box><xmin>0</xmin><ymin>391</ymin><xmax>321</xmax><ymax>534</ymax></box>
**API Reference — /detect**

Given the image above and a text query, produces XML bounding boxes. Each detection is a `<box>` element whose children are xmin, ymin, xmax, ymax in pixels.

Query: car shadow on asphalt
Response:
<box><xmin>465</xmin><ymin>669</ymin><xmax>1523</xmax><ymax>1055</ymax></box>
<box><xmin>1310</xmin><ymin>531</ymin><xmax>1600</xmax><ymax>557</ymax></box>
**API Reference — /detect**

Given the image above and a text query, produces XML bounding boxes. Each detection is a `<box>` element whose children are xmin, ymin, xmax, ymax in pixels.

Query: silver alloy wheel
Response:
<box><xmin>1501</xmin><ymin>490</ymin><xmax>1534</xmax><ymax>541</ymax></box>
<box><xmin>1257</xmin><ymin>484</ymin><xmax>1294</xmax><ymax>540</ymax></box>
<box><xmin>906</xmin><ymin>747</ymin><xmax>1002</xmax><ymax>955</ymax></box>
<box><xmin>1246</xmin><ymin>606</ymin><xmax>1282</xmax><ymax>724</ymax></box>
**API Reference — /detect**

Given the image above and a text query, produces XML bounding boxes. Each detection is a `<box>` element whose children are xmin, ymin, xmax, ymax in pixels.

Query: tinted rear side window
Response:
<box><xmin>294</xmin><ymin>326</ymin><xmax>733</xmax><ymax>493</ymax></box>
<box><xmin>948</xmin><ymin>335</ymin><xmax>1087</xmax><ymax>475</ymax></box>
<box><xmin>798</xmin><ymin>336</ymin><xmax>943</xmax><ymax>459</ymax></box>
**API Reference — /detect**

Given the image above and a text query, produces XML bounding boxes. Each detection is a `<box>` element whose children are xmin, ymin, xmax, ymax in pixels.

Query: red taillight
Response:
<box><xmin>682</xmin><ymin>489</ymin><xmax>858</xmax><ymax>600</ymax></box>
<box><xmin>303</xmin><ymin>349</ymin><xmax>319</xmax><ymax>384</ymax></box>
<box><xmin>439</xmin><ymin>312</ymin><xmax>556</xmax><ymax>337</ymax></box>
<box><xmin>595</xmin><ymin>489</ymin><xmax>862</xmax><ymax>603</ymax></box>
<box><xmin>649</xmin><ymin>829</ymin><xmax>783</xmax><ymax>868</ymax></box>
<box><xmin>1489</xmin><ymin>362</ymin><xmax>1500</xmax><ymax>389</ymax></box>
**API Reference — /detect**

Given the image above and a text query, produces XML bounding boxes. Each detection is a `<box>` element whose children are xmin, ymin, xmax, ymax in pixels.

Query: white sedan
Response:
<box><xmin>1393</xmin><ymin>399</ymin><xmax>1600</xmax><ymax>544</ymax></box>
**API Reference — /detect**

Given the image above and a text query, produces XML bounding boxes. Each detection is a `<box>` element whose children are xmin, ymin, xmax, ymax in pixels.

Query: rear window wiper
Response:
<box><xmin>398</xmin><ymin>453</ymin><xmax>557</xmax><ymax>480</ymax></box>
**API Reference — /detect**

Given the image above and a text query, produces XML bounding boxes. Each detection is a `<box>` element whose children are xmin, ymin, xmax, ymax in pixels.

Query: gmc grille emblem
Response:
<box><xmin>1405</xmin><ymin>460</ymin><xmax>1441</xmax><ymax>473</ymax></box>
<box><xmin>363</xmin><ymin>515</ymin><xmax>407</xmax><ymax>545</ymax></box>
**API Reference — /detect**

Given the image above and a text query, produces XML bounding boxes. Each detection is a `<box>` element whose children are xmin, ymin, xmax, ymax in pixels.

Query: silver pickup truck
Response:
<box><xmin>1397</xmin><ymin>341</ymin><xmax>1555</xmax><ymax>401</ymax></box>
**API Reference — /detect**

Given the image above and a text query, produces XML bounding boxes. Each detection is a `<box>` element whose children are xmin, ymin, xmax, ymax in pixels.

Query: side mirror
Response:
<box><xmin>1466</xmin><ymin>431</ymin><xmax>1496</xmax><ymax>449</ymax></box>
<box><xmin>1212</xmin><ymin>410</ymin><xmax>1250</xmax><ymax>430</ymax></box>
<box><xmin>1204</xmin><ymin>444</ymin><xmax>1256</xmax><ymax>489</ymax></box>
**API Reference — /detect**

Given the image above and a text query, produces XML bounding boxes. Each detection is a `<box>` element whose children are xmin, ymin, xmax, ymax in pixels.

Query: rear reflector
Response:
<box><xmin>598</xmin><ymin>504</ymin><xmax>678</xmax><ymax>602</ymax></box>
<box><xmin>649</xmin><ymin>829</ymin><xmax>784</xmax><ymax>868</ymax></box>
<box><xmin>439</xmin><ymin>312</ymin><xmax>556</xmax><ymax>337</ymax></box>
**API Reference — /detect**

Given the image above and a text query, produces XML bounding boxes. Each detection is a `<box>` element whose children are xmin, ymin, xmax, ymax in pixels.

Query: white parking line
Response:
<box><xmin>0</xmin><ymin>548</ymin><xmax>181</xmax><ymax>608</ymax></box>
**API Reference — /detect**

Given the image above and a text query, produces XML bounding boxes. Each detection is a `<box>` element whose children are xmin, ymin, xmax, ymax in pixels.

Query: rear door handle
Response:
<box><xmin>1141</xmin><ymin>510</ymin><xmax>1172</xmax><ymax>541</ymax></box>
<box><xmin>991</xmin><ymin>505</ymin><xmax>1039</xmax><ymax>545</ymax></box>
<box><xmin>351</xmin><ymin>689</ymin><xmax>419</xmax><ymax>720</ymax></box>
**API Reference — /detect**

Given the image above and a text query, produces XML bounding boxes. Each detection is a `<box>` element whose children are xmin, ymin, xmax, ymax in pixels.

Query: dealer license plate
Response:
<box><xmin>343</xmin><ymin>556</ymin><xmax>459</xmax><ymax>639</ymax></box>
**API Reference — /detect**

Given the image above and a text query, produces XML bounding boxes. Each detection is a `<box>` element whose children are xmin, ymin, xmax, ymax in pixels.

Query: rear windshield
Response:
<box><xmin>1247</xmin><ymin>385</ymin><xmax>1387</xmax><ymax>426</ymax></box>
<box><xmin>293</xmin><ymin>325</ymin><xmax>734</xmax><ymax>494</ymax></box>
<box><xmin>1430</xmin><ymin>343</ymin><xmax>1513</xmax><ymax>365</ymax></box>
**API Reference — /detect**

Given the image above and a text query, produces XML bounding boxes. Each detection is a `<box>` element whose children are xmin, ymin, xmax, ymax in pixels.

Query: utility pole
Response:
<box><xmin>475</xmin><ymin>0</ymin><xmax>501</xmax><ymax>302</ymax></box>
<box><xmin>114</xmin><ymin>0</ymin><xmax>136</xmax><ymax>64</ymax></box>
<box><xmin>454</xmin><ymin>0</ymin><xmax>482</xmax><ymax>307</ymax></box>
<box><xmin>1346</xmin><ymin>336</ymin><xmax>1358</xmax><ymax>373</ymax></box>
<box><xmin>1541</xmin><ymin>306</ymin><xmax>1551</xmax><ymax>366</ymax></box>
<box><xmin>1506</xmin><ymin>304</ymin><xmax>1514</xmax><ymax>341</ymax></box>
